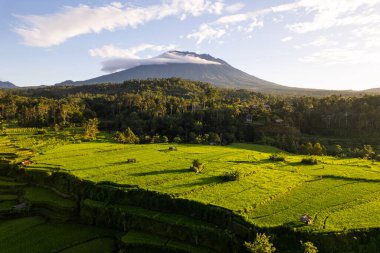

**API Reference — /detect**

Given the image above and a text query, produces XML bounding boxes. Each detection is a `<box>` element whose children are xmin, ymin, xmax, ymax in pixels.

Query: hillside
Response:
<box><xmin>0</xmin><ymin>81</ymin><xmax>17</xmax><ymax>89</ymax></box>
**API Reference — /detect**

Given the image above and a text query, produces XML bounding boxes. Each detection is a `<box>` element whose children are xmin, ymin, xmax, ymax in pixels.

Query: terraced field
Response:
<box><xmin>0</xmin><ymin>217</ymin><xmax>116</xmax><ymax>253</ymax></box>
<box><xmin>25</xmin><ymin>141</ymin><xmax>380</xmax><ymax>232</ymax></box>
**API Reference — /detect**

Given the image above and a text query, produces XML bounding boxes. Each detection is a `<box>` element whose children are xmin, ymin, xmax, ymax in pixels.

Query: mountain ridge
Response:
<box><xmin>0</xmin><ymin>81</ymin><xmax>17</xmax><ymax>89</ymax></box>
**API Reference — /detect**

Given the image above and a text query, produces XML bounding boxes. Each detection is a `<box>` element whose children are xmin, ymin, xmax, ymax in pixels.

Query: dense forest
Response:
<box><xmin>1</xmin><ymin>78</ymin><xmax>380</xmax><ymax>154</ymax></box>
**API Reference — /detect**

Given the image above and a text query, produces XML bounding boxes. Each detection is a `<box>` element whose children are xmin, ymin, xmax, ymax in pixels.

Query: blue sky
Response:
<box><xmin>1</xmin><ymin>0</ymin><xmax>380</xmax><ymax>90</ymax></box>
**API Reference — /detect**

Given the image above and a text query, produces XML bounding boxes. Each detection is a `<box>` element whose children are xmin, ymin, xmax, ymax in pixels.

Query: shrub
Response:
<box><xmin>152</xmin><ymin>134</ymin><xmax>161</xmax><ymax>143</ymax></box>
<box><xmin>173</xmin><ymin>136</ymin><xmax>182</xmax><ymax>143</ymax></box>
<box><xmin>301</xmin><ymin>157</ymin><xmax>318</xmax><ymax>165</ymax></box>
<box><xmin>244</xmin><ymin>233</ymin><xmax>276</xmax><ymax>253</ymax></box>
<box><xmin>83</xmin><ymin>118</ymin><xmax>99</xmax><ymax>139</ymax></box>
<box><xmin>301</xmin><ymin>241</ymin><xmax>318</xmax><ymax>253</ymax></box>
<box><xmin>161</xmin><ymin>135</ymin><xmax>169</xmax><ymax>143</ymax></box>
<box><xmin>190</xmin><ymin>159</ymin><xmax>204</xmax><ymax>173</ymax></box>
<box><xmin>221</xmin><ymin>169</ymin><xmax>242</xmax><ymax>181</ymax></box>
<box><xmin>114</xmin><ymin>128</ymin><xmax>140</xmax><ymax>144</ymax></box>
<box><xmin>269</xmin><ymin>153</ymin><xmax>286</xmax><ymax>162</ymax></box>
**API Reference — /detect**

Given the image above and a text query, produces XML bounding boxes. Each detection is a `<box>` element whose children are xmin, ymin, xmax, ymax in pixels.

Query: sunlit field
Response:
<box><xmin>22</xmin><ymin>139</ymin><xmax>380</xmax><ymax>232</ymax></box>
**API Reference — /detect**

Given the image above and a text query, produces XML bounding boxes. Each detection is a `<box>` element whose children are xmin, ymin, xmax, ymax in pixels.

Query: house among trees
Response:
<box><xmin>300</xmin><ymin>214</ymin><xmax>313</xmax><ymax>225</ymax></box>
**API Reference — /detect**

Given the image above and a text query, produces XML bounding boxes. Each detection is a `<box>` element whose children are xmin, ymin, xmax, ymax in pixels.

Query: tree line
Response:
<box><xmin>2</xmin><ymin>78</ymin><xmax>380</xmax><ymax>154</ymax></box>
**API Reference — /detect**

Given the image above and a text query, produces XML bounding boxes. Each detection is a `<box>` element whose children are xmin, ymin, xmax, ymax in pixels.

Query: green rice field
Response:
<box><xmin>23</xmin><ymin>141</ymin><xmax>380</xmax><ymax>232</ymax></box>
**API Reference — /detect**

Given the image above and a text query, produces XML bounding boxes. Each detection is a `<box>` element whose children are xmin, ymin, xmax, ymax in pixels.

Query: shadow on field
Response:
<box><xmin>0</xmin><ymin>153</ymin><xmax>17</xmax><ymax>159</ymax></box>
<box><xmin>229</xmin><ymin>160</ymin><xmax>275</xmax><ymax>165</ymax></box>
<box><xmin>130</xmin><ymin>168</ymin><xmax>189</xmax><ymax>177</ymax></box>
<box><xmin>283</xmin><ymin>221</ymin><xmax>305</xmax><ymax>228</ymax></box>
<box><xmin>175</xmin><ymin>175</ymin><xmax>223</xmax><ymax>188</ymax></box>
<box><xmin>323</xmin><ymin>175</ymin><xmax>380</xmax><ymax>183</ymax></box>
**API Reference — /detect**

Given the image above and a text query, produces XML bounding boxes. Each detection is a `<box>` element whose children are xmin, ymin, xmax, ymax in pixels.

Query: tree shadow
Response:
<box><xmin>322</xmin><ymin>174</ymin><xmax>380</xmax><ymax>183</ymax></box>
<box><xmin>0</xmin><ymin>153</ymin><xmax>17</xmax><ymax>159</ymax></box>
<box><xmin>130</xmin><ymin>168</ymin><xmax>189</xmax><ymax>177</ymax></box>
<box><xmin>175</xmin><ymin>175</ymin><xmax>223</xmax><ymax>188</ymax></box>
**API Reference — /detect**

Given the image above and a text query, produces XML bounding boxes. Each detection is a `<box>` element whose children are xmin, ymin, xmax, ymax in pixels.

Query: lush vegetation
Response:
<box><xmin>1</xmin><ymin>78</ymin><xmax>380</xmax><ymax>154</ymax></box>
<box><xmin>17</xmin><ymin>139</ymin><xmax>379</xmax><ymax>232</ymax></box>
<box><xmin>1</xmin><ymin>78</ymin><xmax>380</xmax><ymax>252</ymax></box>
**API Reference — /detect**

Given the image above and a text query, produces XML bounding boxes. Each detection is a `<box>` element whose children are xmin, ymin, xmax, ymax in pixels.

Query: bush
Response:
<box><xmin>190</xmin><ymin>159</ymin><xmax>204</xmax><ymax>173</ymax></box>
<box><xmin>221</xmin><ymin>169</ymin><xmax>242</xmax><ymax>181</ymax></box>
<box><xmin>244</xmin><ymin>233</ymin><xmax>276</xmax><ymax>253</ymax></box>
<box><xmin>114</xmin><ymin>128</ymin><xmax>140</xmax><ymax>144</ymax></box>
<box><xmin>301</xmin><ymin>157</ymin><xmax>318</xmax><ymax>165</ymax></box>
<box><xmin>301</xmin><ymin>241</ymin><xmax>318</xmax><ymax>253</ymax></box>
<box><xmin>269</xmin><ymin>153</ymin><xmax>286</xmax><ymax>162</ymax></box>
<box><xmin>173</xmin><ymin>136</ymin><xmax>182</xmax><ymax>143</ymax></box>
<box><xmin>161</xmin><ymin>135</ymin><xmax>169</xmax><ymax>143</ymax></box>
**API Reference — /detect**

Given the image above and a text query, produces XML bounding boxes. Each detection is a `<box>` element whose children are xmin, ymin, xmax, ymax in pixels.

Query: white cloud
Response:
<box><xmin>225</xmin><ymin>3</ymin><xmax>245</xmax><ymax>13</ymax></box>
<box><xmin>281</xmin><ymin>36</ymin><xmax>293</xmax><ymax>42</ymax></box>
<box><xmin>187</xmin><ymin>24</ymin><xmax>226</xmax><ymax>44</ymax></box>
<box><xmin>14</xmin><ymin>0</ymin><xmax>224</xmax><ymax>47</ymax></box>
<box><xmin>89</xmin><ymin>44</ymin><xmax>177</xmax><ymax>58</ymax></box>
<box><xmin>295</xmin><ymin>36</ymin><xmax>338</xmax><ymax>48</ymax></box>
<box><xmin>187</xmin><ymin>0</ymin><xmax>380</xmax><ymax>43</ymax></box>
<box><xmin>99</xmin><ymin>51</ymin><xmax>221</xmax><ymax>72</ymax></box>
<box><xmin>287</xmin><ymin>0</ymin><xmax>380</xmax><ymax>33</ymax></box>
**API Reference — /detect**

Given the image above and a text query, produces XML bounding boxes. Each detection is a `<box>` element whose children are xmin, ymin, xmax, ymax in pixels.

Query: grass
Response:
<box><xmin>2</xmin><ymin>130</ymin><xmax>380</xmax><ymax>233</ymax></box>
<box><xmin>0</xmin><ymin>217</ymin><xmax>117</xmax><ymax>253</ymax></box>
<box><xmin>121</xmin><ymin>231</ymin><xmax>213</xmax><ymax>253</ymax></box>
<box><xmin>23</xmin><ymin>186</ymin><xmax>76</xmax><ymax>210</ymax></box>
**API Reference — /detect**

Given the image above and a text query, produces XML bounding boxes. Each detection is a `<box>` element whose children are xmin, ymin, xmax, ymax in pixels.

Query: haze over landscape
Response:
<box><xmin>1</xmin><ymin>0</ymin><xmax>380</xmax><ymax>90</ymax></box>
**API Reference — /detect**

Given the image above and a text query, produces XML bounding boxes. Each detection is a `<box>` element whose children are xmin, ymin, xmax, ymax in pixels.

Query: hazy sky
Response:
<box><xmin>1</xmin><ymin>0</ymin><xmax>380</xmax><ymax>90</ymax></box>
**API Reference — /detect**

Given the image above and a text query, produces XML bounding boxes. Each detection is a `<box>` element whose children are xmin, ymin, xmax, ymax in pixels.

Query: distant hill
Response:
<box><xmin>0</xmin><ymin>81</ymin><xmax>17</xmax><ymax>89</ymax></box>
<box><xmin>365</xmin><ymin>87</ymin><xmax>380</xmax><ymax>93</ymax></box>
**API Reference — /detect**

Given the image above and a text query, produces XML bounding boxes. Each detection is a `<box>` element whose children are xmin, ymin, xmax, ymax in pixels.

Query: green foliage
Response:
<box><xmin>269</xmin><ymin>153</ymin><xmax>286</xmax><ymax>162</ymax></box>
<box><xmin>221</xmin><ymin>169</ymin><xmax>242</xmax><ymax>181</ymax></box>
<box><xmin>301</xmin><ymin>241</ymin><xmax>318</xmax><ymax>253</ymax></box>
<box><xmin>173</xmin><ymin>136</ymin><xmax>182</xmax><ymax>143</ymax></box>
<box><xmin>244</xmin><ymin>233</ymin><xmax>276</xmax><ymax>253</ymax></box>
<box><xmin>191</xmin><ymin>159</ymin><xmax>204</xmax><ymax>173</ymax></box>
<box><xmin>301</xmin><ymin>142</ymin><xmax>326</xmax><ymax>156</ymax></box>
<box><xmin>161</xmin><ymin>135</ymin><xmax>169</xmax><ymax>143</ymax></box>
<box><xmin>114</xmin><ymin>127</ymin><xmax>140</xmax><ymax>144</ymax></box>
<box><xmin>301</xmin><ymin>157</ymin><xmax>318</xmax><ymax>165</ymax></box>
<box><xmin>83</xmin><ymin>118</ymin><xmax>99</xmax><ymax>139</ymax></box>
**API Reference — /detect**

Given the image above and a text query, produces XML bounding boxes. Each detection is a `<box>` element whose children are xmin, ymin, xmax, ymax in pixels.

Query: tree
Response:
<box><xmin>173</xmin><ymin>136</ymin><xmax>182</xmax><ymax>143</ymax></box>
<box><xmin>124</xmin><ymin>127</ymin><xmax>140</xmax><ymax>144</ymax></box>
<box><xmin>244</xmin><ymin>233</ymin><xmax>276</xmax><ymax>253</ymax></box>
<box><xmin>312</xmin><ymin>143</ymin><xmax>323</xmax><ymax>156</ymax></box>
<box><xmin>84</xmin><ymin>118</ymin><xmax>99</xmax><ymax>139</ymax></box>
<box><xmin>301</xmin><ymin>241</ymin><xmax>318</xmax><ymax>253</ymax></box>
<box><xmin>114</xmin><ymin>127</ymin><xmax>140</xmax><ymax>144</ymax></box>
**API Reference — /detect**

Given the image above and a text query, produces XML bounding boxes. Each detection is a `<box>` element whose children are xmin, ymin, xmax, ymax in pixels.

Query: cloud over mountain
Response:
<box><xmin>98</xmin><ymin>51</ymin><xmax>221</xmax><ymax>73</ymax></box>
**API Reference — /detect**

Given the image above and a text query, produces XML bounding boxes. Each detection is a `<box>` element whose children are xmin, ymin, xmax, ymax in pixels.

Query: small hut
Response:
<box><xmin>21</xmin><ymin>160</ymin><xmax>32</xmax><ymax>166</ymax></box>
<box><xmin>300</xmin><ymin>214</ymin><xmax>313</xmax><ymax>225</ymax></box>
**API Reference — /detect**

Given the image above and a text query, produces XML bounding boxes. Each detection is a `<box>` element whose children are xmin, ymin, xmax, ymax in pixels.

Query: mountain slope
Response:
<box><xmin>0</xmin><ymin>81</ymin><xmax>17</xmax><ymax>89</ymax></box>
<box><xmin>57</xmin><ymin>51</ymin><xmax>285</xmax><ymax>91</ymax></box>
<box><xmin>76</xmin><ymin>62</ymin><xmax>282</xmax><ymax>91</ymax></box>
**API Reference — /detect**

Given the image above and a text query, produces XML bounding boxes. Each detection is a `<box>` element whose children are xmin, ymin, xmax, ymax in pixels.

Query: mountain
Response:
<box><xmin>55</xmin><ymin>80</ymin><xmax>76</xmax><ymax>86</ymax></box>
<box><xmin>56</xmin><ymin>51</ymin><xmax>358</xmax><ymax>96</ymax></box>
<box><xmin>0</xmin><ymin>81</ymin><xmax>17</xmax><ymax>89</ymax></box>
<box><xmin>55</xmin><ymin>51</ymin><xmax>285</xmax><ymax>91</ymax></box>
